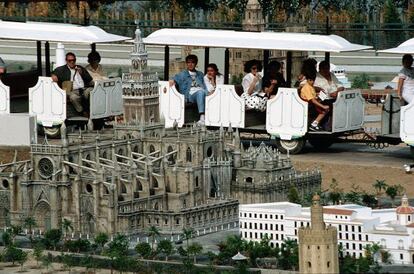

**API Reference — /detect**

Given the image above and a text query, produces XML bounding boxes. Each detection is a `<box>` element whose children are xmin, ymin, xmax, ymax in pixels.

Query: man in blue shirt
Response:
<box><xmin>169</xmin><ymin>55</ymin><xmax>208</xmax><ymax>125</ymax></box>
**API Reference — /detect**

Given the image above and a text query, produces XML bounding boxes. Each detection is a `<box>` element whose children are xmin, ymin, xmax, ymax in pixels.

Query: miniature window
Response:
<box><xmin>121</xmin><ymin>183</ymin><xmax>127</xmax><ymax>194</ymax></box>
<box><xmin>206</xmin><ymin>146</ymin><xmax>213</xmax><ymax>157</ymax></box>
<box><xmin>153</xmin><ymin>177</ymin><xmax>159</xmax><ymax>188</ymax></box>
<box><xmin>186</xmin><ymin>147</ymin><xmax>192</xmax><ymax>162</ymax></box>
<box><xmin>2</xmin><ymin>179</ymin><xmax>9</xmax><ymax>189</ymax></box>
<box><xmin>85</xmin><ymin>183</ymin><xmax>93</xmax><ymax>194</ymax></box>
<box><xmin>137</xmin><ymin>181</ymin><xmax>143</xmax><ymax>191</ymax></box>
<box><xmin>245</xmin><ymin>177</ymin><xmax>253</xmax><ymax>183</ymax></box>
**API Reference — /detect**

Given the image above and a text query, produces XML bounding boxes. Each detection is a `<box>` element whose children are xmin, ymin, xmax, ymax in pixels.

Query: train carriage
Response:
<box><xmin>144</xmin><ymin>28</ymin><xmax>371</xmax><ymax>154</ymax></box>
<box><xmin>0</xmin><ymin>21</ymin><xmax>129</xmax><ymax>137</ymax></box>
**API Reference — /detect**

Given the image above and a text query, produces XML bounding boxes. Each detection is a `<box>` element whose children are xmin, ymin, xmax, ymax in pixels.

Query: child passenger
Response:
<box><xmin>300</xmin><ymin>72</ymin><xmax>330</xmax><ymax>131</ymax></box>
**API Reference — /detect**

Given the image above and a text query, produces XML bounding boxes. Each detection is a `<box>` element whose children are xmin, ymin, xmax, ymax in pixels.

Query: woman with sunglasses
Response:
<box><xmin>204</xmin><ymin>63</ymin><xmax>224</xmax><ymax>95</ymax></box>
<box><xmin>241</xmin><ymin>59</ymin><xmax>266</xmax><ymax>111</ymax></box>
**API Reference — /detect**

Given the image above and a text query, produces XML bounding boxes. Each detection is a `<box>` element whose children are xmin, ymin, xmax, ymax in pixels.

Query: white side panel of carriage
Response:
<box><xmin>266</xmin><ymin>88</ymin><xmax>308</xmax><ymax>140</ymax></box>
<box><xmin>205</xmin><ymin>85</ymin><xmax>245</xmax><ymax>128</ymax></box>
<box><xmin>158</xmin><ymin>81</ymin><xmax>184</xmax><ymax>128</ymax></box>
<box><xmin>400</xmin><ymin>101</ymin><xmax>414</xmax><ymax>145</ymax></box>
<box><xmin>332</xmin><ymin>90</ymin><xmax>365</xmax><ymax>133</ymax></box>
<box><xmin>29</xmin><ymin>77</ymin><xmax>66</xmax><ymax>127</ymax></box>
<box><xmin>90</xmin><ymin>77</ymin><xmax>123</xmax><ymax>119</ymax></box>
<box><xmin>0</xmin><ymin>81</ymin><xmax>10</xmax><ymax>114</ymax></box>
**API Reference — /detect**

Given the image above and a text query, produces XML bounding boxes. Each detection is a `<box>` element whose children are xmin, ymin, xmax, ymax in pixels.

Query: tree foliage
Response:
<box><xmin>157</xmin><ymin>239</ymin><xmax>175</xmax><ymax>261</ymax></box>
<box><xmin>135</xmin><ymin>242</ymin><xmax>152</xmax><ymax>259</ymax></box>
<box><xmin>94</xmin><ymin>232</ymin><xmax>109</xmax><ymax>254</ymax></box>
<box><xmin>287</xmin><ymin>186</ymin><xmax>301</xmax><ymax>204</ymax></box>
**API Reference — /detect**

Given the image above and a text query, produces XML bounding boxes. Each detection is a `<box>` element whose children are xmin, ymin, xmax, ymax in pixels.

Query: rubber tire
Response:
<box><xmin>41</xmin><ymin>126</ymin><xmax>61</xmax><ymax>139</ymax></box>
<box><xmin>308</xmin><ymin>137</ymin><xmax>334</xmax><ymax>151</ymax></box>
<box><xmin>274</xmin><ymin>137</ymin><xmax>306</xmax><ymax>154</ymax></box>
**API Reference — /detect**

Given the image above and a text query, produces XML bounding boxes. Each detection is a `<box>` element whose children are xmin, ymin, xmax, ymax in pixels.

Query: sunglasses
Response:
<box><xmin>251</xmin><ymin>66</ymin><xmax>258</xmax><ymax>70</ymax></box>
<box><xmin>67</xmin><ymin>59</ymin><xmax>76</xmax><ymax>62</ymax></box>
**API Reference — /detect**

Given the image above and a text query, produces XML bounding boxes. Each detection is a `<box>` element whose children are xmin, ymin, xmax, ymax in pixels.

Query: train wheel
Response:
<box><xmin>40</xmin><ymin>126</ymin><xmax>61</xmax><ymax>139</ymax></box>
<box><xmin>308</xmin><ymin>137</ymin><xmax>334</xmax><ymax>151</ymax></box>
<box><xmin>274</xmin><ymin>138</ymin><xmax>305</xmax><ymax>154</ymax></box>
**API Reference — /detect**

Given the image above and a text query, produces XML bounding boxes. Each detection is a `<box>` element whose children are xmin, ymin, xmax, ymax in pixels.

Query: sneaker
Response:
<box><xmin>309</xmin><ymin>124</ymin><xmax>322</xmax><ymax>131</ymax></box>
<box><xmin>196</xmin><ymin>119</ymin><xmax>205</xmax><ymax>126</ymax></box>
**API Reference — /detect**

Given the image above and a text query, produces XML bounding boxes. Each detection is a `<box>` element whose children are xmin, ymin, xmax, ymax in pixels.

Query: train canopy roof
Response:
<box><xmin>379</xmin><ymin>38</ymin><xmax>414</xmax><ymax>54</ymax></box>
<box><xmin>0</xmin><ymin>20</ymin><xmax>130</xmax><ymax>44</ymax></box>
<box><xmin>143</xmin><ymin>28</ymin><xmax>371</xmax><ymax>52</ymax></box>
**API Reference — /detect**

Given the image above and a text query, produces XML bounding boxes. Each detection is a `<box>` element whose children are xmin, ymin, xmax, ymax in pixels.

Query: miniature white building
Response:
<box><xmin>239</xmin><ymin>195</ymin><xmax>414</xmax><ymax>264</ymax></box>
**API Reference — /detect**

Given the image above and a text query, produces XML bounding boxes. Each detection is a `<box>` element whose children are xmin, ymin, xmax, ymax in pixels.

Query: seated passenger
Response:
<box><xmin>262</xmin><ymin>60</ymin><xmax>287</xmax><ymax>97</ymax></box>
<box><xmin>85</xmin><ymin>51</ymin><xmax>107</xmax><ymax>81</ymax></box>
<box><xmin>51</xmin><ymin>52</ymin><xmax>93</xmax><ymax>115</ymax></box>
<box><xmin>300</xmin><ymin>72</ymin><xmax>330</xmax><ymax>131</ymax></box>
<box><xmin>204</xmin><ymin>63</ymin><xmax>224</xmax><ymax>95</ymax></box>
<box><xmin>169</xmin><ymin>54</ymin><xmax>208</xmax><ymax>125</ymax></box>
<box><xmin>241</xmin><ymin>59</ymin><xmax>266</xmax><ymax>111</ymax></box>
<box><xmin>295</xmin><ymin>58</ymin><xmax>317</xmax><ymax>88</ymax></box>
<box><xmin>397</xmin><ymin>54</ymin><xmax>414</xmax><ymax>104</ymax></box>
<box><xmin>315</xmin><ymin>60</ymin><xmax>344</xmax><ymax>101</ymax></box>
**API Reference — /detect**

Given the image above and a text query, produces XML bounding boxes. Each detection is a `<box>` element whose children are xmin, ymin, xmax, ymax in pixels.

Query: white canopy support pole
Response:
<box><xmin>55</xmin><ymin>43</ymin><xmax>66</xmax><ymax>69</ymax></box>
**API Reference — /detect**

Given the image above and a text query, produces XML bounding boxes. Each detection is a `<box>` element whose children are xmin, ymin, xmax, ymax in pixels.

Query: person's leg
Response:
<box><xmin>68</xmin><ymin>90</ymin><xmax>83</xmax><ymax>113</ymax></box>
<box><xmin>310</xmin><ymin>106</ymin><xmax>327</xmax><ymax>131</ymax></box>
<box><xmin>189</xmin><ymin>89</ymin><xmax>208</xmax><ymax>124</ymax></box>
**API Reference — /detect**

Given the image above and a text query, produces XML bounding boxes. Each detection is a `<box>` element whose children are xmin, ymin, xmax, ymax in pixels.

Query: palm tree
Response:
<box><xmin>62</xmin><ymin>218</ymin><xmax>73</xmax><ymax>239</ymax></box>
<box><xmin>147</xmin><ymin>226</ymin><xmax>160</xmax><ymax>251</ymax></box>
<box><xmin>373</xmin><ymin>180</ymin><xmax>388</xmax><ymax>207</ymax></box>
<box><xmin>385</xmin><ymin>185</ymin><xmax>398</xmax><ymax>207</ymax></box>
<box><xmin>182</xmin><ymin>227</ymin><xmax>194</xmax><ymax>250</ymax></box>
<box><xmin>373</xmin><ymin>180</ymin><xmax>387</xmax><ymax>196</ymax></box>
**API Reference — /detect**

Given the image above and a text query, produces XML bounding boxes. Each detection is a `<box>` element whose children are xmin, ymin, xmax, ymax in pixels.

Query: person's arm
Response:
<box><xmin>264</xmin><ymin>79</ymin><xmax>277</xmax><ymax>95</ymax></box>
<box><xmin>397</xmin><ymin>78</ymin><xmax>405</xmax><ymax>99</ymax></box>
<box><xmin>51</xmin><ymin>74</ymin><xmax>58</xmax><ymax>82</ymax></box>
<box><xmin>169</xmin><ymin>73</ymin><xmax>181</xmax><ymax>87</ymax></box>
<box><xmin>243</xmin><ymin>75</ymin><xmax>260</xmax><ymax>95</ymax></box>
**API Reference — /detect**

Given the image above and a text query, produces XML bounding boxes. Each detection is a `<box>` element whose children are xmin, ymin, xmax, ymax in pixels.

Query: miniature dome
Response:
<box><xmin>396</xmin><ymin>194</ymin><xmax>414</xmax><ymax>214</ymax></box>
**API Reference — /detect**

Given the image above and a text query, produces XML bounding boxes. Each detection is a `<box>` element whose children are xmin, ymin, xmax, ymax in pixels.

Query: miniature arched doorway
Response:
<box><xmin>210</xmin><ymin>174</ymin><xmax>217</xmax><ymax>198</ymax></box>
<box><xmin>34</xmin><ymin>200</ymin><xmax>51</xmax><ymax>231</ymax></box>
<box><xmin>81</xmin><ymin>212</ymin><xmax>95</xmax><ymax>235</ymax></box>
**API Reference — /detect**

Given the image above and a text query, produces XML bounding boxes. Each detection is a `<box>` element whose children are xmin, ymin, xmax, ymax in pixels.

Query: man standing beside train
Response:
<box><xmin>169</xmin><ymin>54</ymin><xmax>208</xmax><ymax>126</ymax></box>
<box><xmin>52</xmin><ymin>52</ymin><xmax>93</xmax><ymax>116</ymax></box>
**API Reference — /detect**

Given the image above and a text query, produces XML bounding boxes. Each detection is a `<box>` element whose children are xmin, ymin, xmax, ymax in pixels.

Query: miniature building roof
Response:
<box><xmin>232</xmin><ymin>252</ymin><xmax>247</xmax><ymax>261</ymax></box>
<box><xmin>0</xmin><ymin>20</ymin><xmax>130</xmax><ymax>44</ymax></box>
<box><xmin>379</xmin><ymin>38</ymin><xmax>414</xmax><ymax>54</ymax></box>
<box><xmin>323</xmin><ymin>208</ymin><xmax>354</xmax><ymax>216</ymax></box>
<box><xmin>396</xmin><ymin>194</ymin><xmax>414</xmax><ymax>214</ymax></box>
<box><xmin>143</xmin><ymin>28</ymin><xmax>372</xmax><ymax>52</ymax></box>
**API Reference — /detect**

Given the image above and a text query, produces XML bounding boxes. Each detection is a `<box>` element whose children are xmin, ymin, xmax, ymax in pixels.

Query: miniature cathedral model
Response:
<box><xmin>0</xmin><ymin>27</ymin><xmax>321</xmax><ymax>238</ymax></box>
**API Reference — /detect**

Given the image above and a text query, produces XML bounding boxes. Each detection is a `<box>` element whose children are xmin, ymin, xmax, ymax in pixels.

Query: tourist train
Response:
<box><xmin>0</xmin><ymin>20</ymin><xmax>413</xmax><ymax>157</ymax></box>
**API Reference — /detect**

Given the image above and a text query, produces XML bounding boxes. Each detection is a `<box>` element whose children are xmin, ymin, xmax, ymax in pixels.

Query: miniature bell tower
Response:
<box><xmin>242</xmin><ymin>0</ymin><xmax>265</xmax><ymax>32</ymax></box>
<box><xmin>299</xmin><ymin>194</ymin><xmax>339</xmax><ymax>274</ymax></box>
<box><xmin>122</xmin><ymin>22</ymin><xmax>159</xmax><ymax>124</ymax></box>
